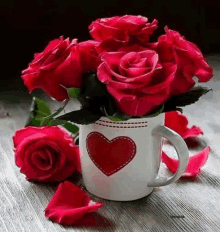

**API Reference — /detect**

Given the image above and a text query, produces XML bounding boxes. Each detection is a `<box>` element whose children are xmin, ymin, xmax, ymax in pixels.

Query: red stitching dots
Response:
<box><xmin>86</xmin><ymin>132</ymin><xmax>136</xmax><ymax>176</ymax></box>
<box><xmin>94</xmin><ymin>122</ymin><xmax>147</xmax><ymax>128</ymax></box>
<box><xmin>98</xmin><ymin>119</ymin><xmax>147</xmax><ymax>124</ymax></box>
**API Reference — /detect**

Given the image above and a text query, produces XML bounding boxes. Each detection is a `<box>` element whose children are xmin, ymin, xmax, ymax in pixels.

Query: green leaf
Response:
<box><xmin>173</xmin><ymin>86</ymin><xmax>212</xmax><ymax>107</ymax></box>
<box><xmin>26</xmin><ymin>117</ymin><xmax>42</xmax><ymax>126</ymax></box>
<box><xmin>145</xmin><ymin>104</ymin><xmax>164</xmax><ymax>118</ymax></box>
<box><xmin>25</xmin><ymin>97</ymin><xmax>52</xmax><ymax>126</ymax></box>
<box><xmin>48</xmin><ymin>119</ymin><xmax>66</xmax><ymax>126</ymax></box>
<box><xmin>56</xmin><ymin>108</ymin><xmax>102</xmax><ymax>125</ymax></box>
<box><xmin>34</xmin><ymin>97</ymin><xmax>51</xmax><ymax>118</ymax></box>
<box><xmin>25</xmin><ymin>97</ymin><xmax>72</xmax><ymax>127</ymax></box>
<box><xmin>176</xmin><ymin>107</ymin><xmax>183</xmax><ymax>113</ymax></box>
<box><xmin>108</xmin><ymin>116</ymin><xmax>125</xmax><ymax>121</ymax></box>
<box><xmin>67</xmin><ymin>88</ymin><xmax>80</xmax><ymax>98</ymax></box>
<box><xmin>163</xmin><ymin>86</ymin><xmax>212</xmax><ymax>113</ymax></box>
<box><xmin>76</xmin><ymin>72</ymin><xmax>119</xmax><ymax>116</ymax></box>
<box><xmin>48</xmin><ymin>98</ymin><xmax>70</xmax><ymax>119</ymax></box>
<box><xmin>63</xmin><ymin>122</ymin><xmax>79</xmax><ymax>134</ymax></box>
<box><xmin>102</xmin><ymin>105</ymin><xmax>131</xmax><ymax>121</ymax></box>
<box><xmin>110</xmin><ymin>112</ymin><xmax>131</xmax><ymax>121</ymax></box>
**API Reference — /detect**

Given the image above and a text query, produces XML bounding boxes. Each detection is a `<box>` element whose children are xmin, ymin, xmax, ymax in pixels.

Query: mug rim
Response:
<box><xmin>97</xmin><ymin>112</ymin><xmax>165</xmax><ymax>124</ymax></box>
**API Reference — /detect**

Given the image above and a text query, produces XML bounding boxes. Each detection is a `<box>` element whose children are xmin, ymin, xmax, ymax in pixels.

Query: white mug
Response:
<box><xmin>79</xmin><ymin>113</ymin><xmax>189</xmax><ymax>201</ymax></box>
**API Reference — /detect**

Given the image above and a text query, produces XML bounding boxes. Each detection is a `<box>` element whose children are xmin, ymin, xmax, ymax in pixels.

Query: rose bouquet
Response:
<box><xmin>21</xmin><ymin>15</ymin><xmax>213</xmax><ymax>131</ymax></box>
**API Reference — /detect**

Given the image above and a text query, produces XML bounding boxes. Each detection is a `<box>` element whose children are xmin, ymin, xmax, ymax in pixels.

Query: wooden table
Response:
<box><xmin>0</xmin><ymin>55</ymin><xmax>220</xmax><ymax>231</ymax></box>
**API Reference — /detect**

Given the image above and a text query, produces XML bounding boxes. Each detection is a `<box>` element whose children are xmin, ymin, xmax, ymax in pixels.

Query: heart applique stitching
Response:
<box><xmin>86</xmin><ymin>132</ymin><xmax>137</xmax><ymax>176</ymax></box>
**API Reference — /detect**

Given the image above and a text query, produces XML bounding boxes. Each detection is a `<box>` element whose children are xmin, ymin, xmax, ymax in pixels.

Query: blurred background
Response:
<box><xmin>0</xmin><ymin>0</ymin><xmax>219</xmax><ymax>90</ymax></box>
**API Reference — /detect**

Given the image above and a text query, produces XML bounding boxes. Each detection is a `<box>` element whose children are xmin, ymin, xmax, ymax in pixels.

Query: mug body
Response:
<box><xmin>79</xmin><ymin>113</ymin><xmax>164</xmax><ymax>201</ymax></box>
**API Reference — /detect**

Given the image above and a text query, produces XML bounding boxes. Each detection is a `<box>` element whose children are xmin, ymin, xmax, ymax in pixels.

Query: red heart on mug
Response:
<box><xmin>86</xmin><ymin>132</ymin><xmax>136</xmax><ymax>176</ymax></box>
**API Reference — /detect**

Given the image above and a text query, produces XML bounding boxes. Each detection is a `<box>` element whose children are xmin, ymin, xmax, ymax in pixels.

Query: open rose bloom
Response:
<box><xmin>13</xmin><ymin>126</ymin><xmax>81</xmax><ymax>182</ymax></box>
<box><xmin>16</xmin><ymin>14</ymin><xmax>214</xmax><ymax>226</ymax></box>
<box><xmin>97</xmin><ymin>46</ymin><xmax>176</xmax><ymax>116</ymax></box>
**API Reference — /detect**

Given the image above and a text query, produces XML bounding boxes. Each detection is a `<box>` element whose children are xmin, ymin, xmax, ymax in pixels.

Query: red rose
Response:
<box><xmin>89</xmin><ymin>15</ymin><xmax>158</xmax><ymax>44</ymax></box>
<box><xmin>13</xmin><ymin>126</ymin><xmax>81</xmax><ymax>182</ymax></box>
<box><xmin>156</xmin><ymin>27</ymin><xmax>213</xmax><ymax>95</ymax></box>
<box><xmin>22</xmin><ymin>37</ymin><xmax>82</xmax><ymax>101</ymax></box>
<box><xmin>78</xmin><ymin>40</ymin><xmax>100</xmax><ymax>72</ymax></box>
<box><xmin>97</xmin><ymin>46</ymin><xmax>177</xmax><ymax>116</ymax></box>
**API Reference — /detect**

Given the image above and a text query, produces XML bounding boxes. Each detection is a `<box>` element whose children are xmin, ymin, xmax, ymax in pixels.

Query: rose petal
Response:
<box><xmin>96</xmin><ymin>37</ymin><xmax>125</xmax><ymax>54</ymax></box>
<box><xmin>165</xmin><ymin>111</ymin><xmax>204</xmax><ymax>139</ymax></box>
<box><xmin>89</xmin><ymin>15</ymin><xmax>157</xmax><ymax>43</ymax></box>
<box><xmin>110</xmin><ymin>86</ymin><xmax>169</xmax><ymax>116</ymax></box>
<box><xmin>134</xmin><ymin>19</ymin><xmax>158</xmax><ymax>42</ymax></box>
<box><xmin>118</xmin><ymin>51</ymin><xmax>157</xmax><ymax>78</ymax></box>
<box><xmin>25</xmin><ymin>37</ymin><xmax>63</xmax><ymax>72</ymax></box>
<box><xmin>21</xmin><ymin>139</ymin><xmax>66</xmax><ymax>181</ymax></box>
<box><xmin>162</xmin><ymin>146</ymin><xmax>210</xmax><ymax>178</ymax></box>
<box><xmin>78</xmin><ymin>40</ymin><xmax>100</xmax><ymax>72</ymax></box>
<box><xmin>30</xmin><ymin>148</ymin><xmax>55</xmax><ymax>171</ymax></box>
<box><xmin>45</xmin><ymin>181</ymin><xmax>104</xmax><ymax>226</ymax></box>
<box><xmin>119</xmin><ymin>44</ymin><xmax>149</xmax><ymax>53</ymax></box>
<box><xmin>183</xmin><ymin>126</ymin><xmax>204</xmax><ymax>139</ymax></box>
<box><xmin>22</xmin><ymin>71</ymin><xmax>69</xmax><ymax>102</ymax></box>
<box><xmin>101</xmin><ymin>51</ymin><xmax>126</xmax><ymax>72</ymax></box>
<box><xmin>75</xmin><ymin>147</ymin><xmax>82</xmax><ymax>174</ymax></box>
<box><xmin>101</xmin><ymin>50</ymin><xmax>160</xmax><ymax>85</ymax></box>
<box><xmin>170</xmin><ymin>70</ymin><xmax>196</xmax><ymax>96</ymax></box>
<box><xmin>89</xmin><ymin>19</ymin><xmax>126</xmax><ymax>42</ymax></box>
<box><xmin>13</xmin><ymin>127</ymin><xmax>43</xmax><ymax>149</ymax></box>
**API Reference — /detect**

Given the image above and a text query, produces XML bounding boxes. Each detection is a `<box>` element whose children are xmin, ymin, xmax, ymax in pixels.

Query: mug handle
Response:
<box><xmin>148</xmin><ymin>125</ymin><xmax>189</xmax><ymax>187</ymax></box>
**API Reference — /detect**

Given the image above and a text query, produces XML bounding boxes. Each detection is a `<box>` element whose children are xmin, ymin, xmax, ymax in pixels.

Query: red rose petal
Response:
<box><xmin>75</xmin><ymin>148</ymin><xmax>82</xmax><ymax>174</ymax></box>
<box><xmin>78</xmin><ymin>40</ymin><xmax>100</xmax><ymax>72</ymax></box>
<box><xmin>165</xmin><ymin>111</ymin><xmax>203</xmax><ymax>139</ymax></box>
<box><xmin>45</xmin><ymin>181</ymin><xmax>104</xmax><ymax>226</ymax></box>
<box><xmin>183</xmin><ymin>125</ymin><xmax>204</xmax><ymax>139</ymax></box>
<box><xmin>162</xmin><ymin>146</ymin><xmax>210</xmax><ymax>178</ymax></box>
<box><xmin>89</xmin><ymin>15</ymin><xmax>157</xmax><ymax>43</ymax></box>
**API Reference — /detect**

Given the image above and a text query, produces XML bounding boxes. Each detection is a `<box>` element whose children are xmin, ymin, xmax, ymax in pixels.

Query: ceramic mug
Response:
<box><xmin>79</xmin><ymin>113</ymin><xmax>189</xmax><ymax>201</ymax></box>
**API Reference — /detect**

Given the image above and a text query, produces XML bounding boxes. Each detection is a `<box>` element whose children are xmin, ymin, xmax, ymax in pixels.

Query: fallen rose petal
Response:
<box><xmin>165</xmin><ymin>111</ymin><xmax>203</xmax><ymax>139</ymax></box>
<box><xmin>45</xmin><ymin>181</ymin><xmax>104</xmax><ymax>226</ymax></box>
<box><xmin>162</xmin><ymin>146</ymin><xmax>210</xmax><ymax>178</ymax></box>
<box><xmin>183</xmin><ymin>125</ymin><xmax>204</xmax><ymax>139</ymax></box>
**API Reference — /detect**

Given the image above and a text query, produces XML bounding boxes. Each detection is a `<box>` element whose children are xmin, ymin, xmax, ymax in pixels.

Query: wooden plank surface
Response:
<box><xmin>0</xmin><ymin>55</ymin><xmax>220</xmax><ymax>231</ymax></box>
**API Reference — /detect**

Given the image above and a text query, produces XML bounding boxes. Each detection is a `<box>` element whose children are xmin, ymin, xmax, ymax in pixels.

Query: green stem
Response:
<box><xmin>73</xmin><ymin>132</ymin><xmax>79</xmax><ymax>138</ymax></box>
<box><xmin>41</xmin><ymin>98</ymin><xmax>70</xmax><ymax>120</ymax></box>
<box><xmin>73</xmin><ymin>132</ymin><xmax>79</xmax><ymax>144</ymax></box>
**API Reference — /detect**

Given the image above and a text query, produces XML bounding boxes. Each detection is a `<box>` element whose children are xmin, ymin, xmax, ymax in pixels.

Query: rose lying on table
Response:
<box><xmin>13</xmin><ymin>126</ymin><xmax>81</xmax><ymax>182</ymax></box>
